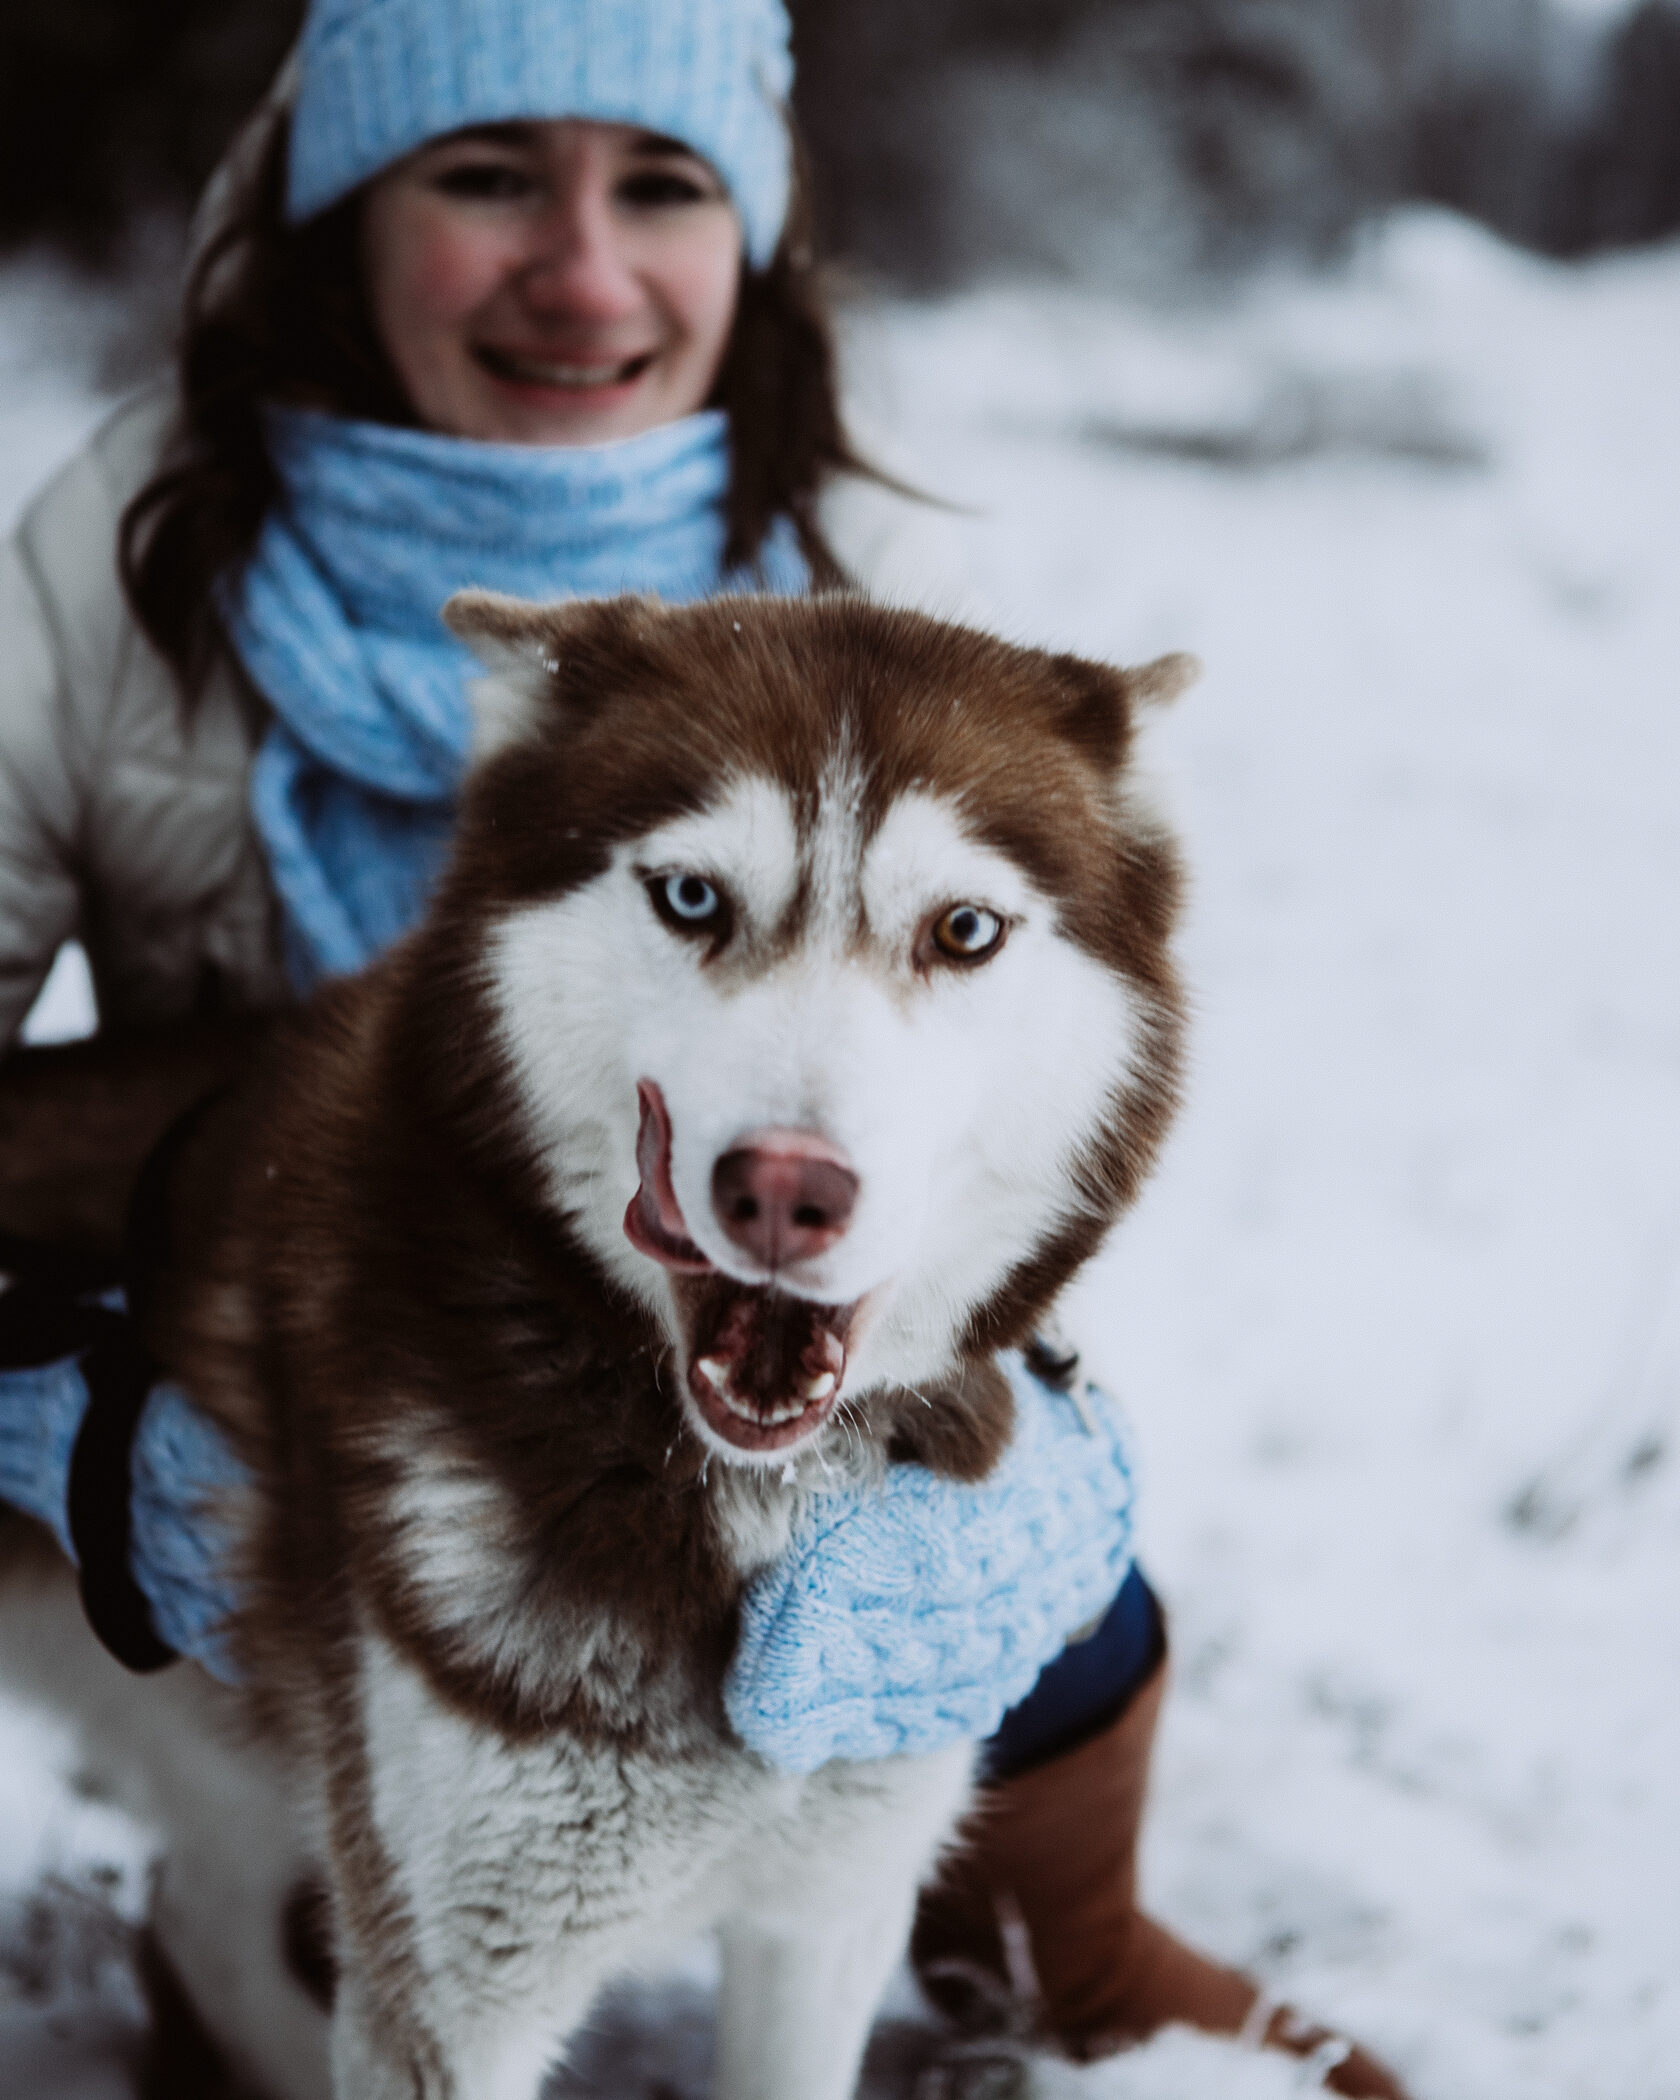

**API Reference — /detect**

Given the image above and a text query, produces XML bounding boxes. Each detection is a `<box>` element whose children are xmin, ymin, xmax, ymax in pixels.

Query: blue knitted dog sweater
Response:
<box><xmin>726</xmin><ymin>1353</ymin><xmax>1138</xmax><ymax>1772</ymax></box>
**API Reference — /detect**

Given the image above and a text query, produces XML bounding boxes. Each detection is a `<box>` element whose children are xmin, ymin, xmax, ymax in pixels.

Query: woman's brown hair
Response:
<box><xmin>119</xmin><ymin>110</ymin><xmax>867</xmax><ymax>698</ymax></box>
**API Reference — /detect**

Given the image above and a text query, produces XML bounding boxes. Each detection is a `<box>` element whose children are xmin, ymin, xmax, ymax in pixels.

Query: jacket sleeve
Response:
<box><xmin>0</xmin><ymin>528</ymin><xmax>85</xmax><ymax>1051</ymax></box>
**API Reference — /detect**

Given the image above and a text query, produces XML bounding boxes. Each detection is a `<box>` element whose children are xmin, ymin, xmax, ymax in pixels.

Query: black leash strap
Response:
<box><xmin>63</xmin><ymin>1084</ymin><xmax>231</xmax><ymax>1675</ymax></box>
<box><xmin>59</xmin><ymin>1084</ymin><xmax>233</xmax><ymax>1676</ymax></box>
<box><xmin>0</xmin><ymin>1255</ymin><xmax>173</xmax><ymax>1669</ymax></box>
<box><xmin>66</xmin><ymin>1323</ymin><xmax>177</xmax><ymax>1673</ymax></box>
<box><xmin>1024</xmin><ymin>1331</ymin><xmax>1081</xmax><ymax>1393</ymax></box>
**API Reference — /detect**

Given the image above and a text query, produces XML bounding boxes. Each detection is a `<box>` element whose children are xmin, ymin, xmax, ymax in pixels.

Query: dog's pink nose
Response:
<box><xmin>712</xmin><ymin>1132</ymin><xmax>859</xmax><ymax>1269</ymax></box>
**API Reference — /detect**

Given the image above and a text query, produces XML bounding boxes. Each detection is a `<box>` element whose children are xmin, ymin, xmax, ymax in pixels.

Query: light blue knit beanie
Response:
<box><xmin>287</xmin><ymin>0</ymin><xmax>794</xmax><ymax>266</ymax></box>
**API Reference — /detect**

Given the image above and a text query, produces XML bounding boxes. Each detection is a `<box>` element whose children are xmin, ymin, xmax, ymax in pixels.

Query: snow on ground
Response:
<box><xmin>2</xmin><ymin>209</ymin><xmax>1677</xmax><ymax>2098</ymax></box>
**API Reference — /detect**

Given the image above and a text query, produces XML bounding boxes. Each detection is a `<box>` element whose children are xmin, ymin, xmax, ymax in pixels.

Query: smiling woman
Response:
<box><xmin>361</xmin><ymin>119</ymin><xmax>745</xmax><ymax>445</ymax></box>
<box><xmin>116</xmin><ymin>93</ymin><xmax>861</xmax><ymax>711</ymax></box>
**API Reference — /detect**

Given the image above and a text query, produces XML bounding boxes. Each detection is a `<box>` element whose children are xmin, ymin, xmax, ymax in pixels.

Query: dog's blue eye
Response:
<box><xmin>931</xmin><ymin>904</ymin><xmax>1004</xmax><ymax>963</ymax></box>
<box><xmin>654</xmin><ymin>873</ymin><xmax>723</xmax><ymax>928</ymax></box>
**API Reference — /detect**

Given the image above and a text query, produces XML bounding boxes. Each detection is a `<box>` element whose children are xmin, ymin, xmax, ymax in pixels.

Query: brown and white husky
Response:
<box><xmin>0</xmin><ymin>593</ymin><xmax>1194</xmax><ymax>2100</ymax></box>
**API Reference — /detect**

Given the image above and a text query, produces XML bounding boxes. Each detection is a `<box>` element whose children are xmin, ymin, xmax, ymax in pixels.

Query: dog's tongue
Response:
<box><xmin>623</xmin><ymin>1081</ymin><xmax>713</xmax><ymax>1274</ymax></box>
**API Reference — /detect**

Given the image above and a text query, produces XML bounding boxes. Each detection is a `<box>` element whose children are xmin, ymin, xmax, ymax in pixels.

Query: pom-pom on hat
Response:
<box><xmin>286</xmin><ymin>0</ymin><xmax>794</xmax><ymax>266</ymax></box>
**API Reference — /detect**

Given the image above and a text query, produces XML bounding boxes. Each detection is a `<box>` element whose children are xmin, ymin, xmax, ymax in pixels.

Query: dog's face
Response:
<box><xmin>433</xmin><ymin>592</ymin><xmax>1191</xmax><ymax>1470</ymax></box>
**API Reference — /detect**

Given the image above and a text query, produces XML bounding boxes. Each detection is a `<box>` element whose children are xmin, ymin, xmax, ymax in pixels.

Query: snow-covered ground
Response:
<box><xmin>2</xmin><ymin>210</ymin><xmax>1677</xmax><ymax>2098</ymax></box>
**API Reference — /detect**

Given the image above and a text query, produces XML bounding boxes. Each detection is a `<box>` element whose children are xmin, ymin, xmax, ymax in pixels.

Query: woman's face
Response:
<box><xmin>361</xmin><ymin>119</ymin><xmax>744</xmax><ymax>446</ymax></box>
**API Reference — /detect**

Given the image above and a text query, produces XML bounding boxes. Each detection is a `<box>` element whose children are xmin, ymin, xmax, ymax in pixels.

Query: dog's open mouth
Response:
<box><xmin>623</xmin><ymin>1081</ymin><xmax>858</xmax><ymax>1452</ymax></box>
<box><xmin>673</xmin><ymin>1277</ymin><xmax>855</xmax><ymax>1452</ymax></box>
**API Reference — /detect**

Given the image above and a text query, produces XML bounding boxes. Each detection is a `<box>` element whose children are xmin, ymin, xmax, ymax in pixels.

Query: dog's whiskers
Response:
<box><xmin>833</xmin><ymin>1398</ymin><xmax>864</xmax><ymax>1468</ymax></box>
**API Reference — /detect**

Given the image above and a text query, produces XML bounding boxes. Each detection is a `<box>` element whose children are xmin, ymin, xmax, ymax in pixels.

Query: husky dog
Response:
<box><xmin>1</xmin><ymin>593</ymin><xmax>1193</xmax><ymax>2100</ymax></box>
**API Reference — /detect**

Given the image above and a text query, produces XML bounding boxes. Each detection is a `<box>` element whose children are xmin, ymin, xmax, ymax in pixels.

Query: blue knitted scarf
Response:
<box><xmin>223</xmin><ymin>404</ymin><xmax>809</xmax><ymax>989</ymax></box>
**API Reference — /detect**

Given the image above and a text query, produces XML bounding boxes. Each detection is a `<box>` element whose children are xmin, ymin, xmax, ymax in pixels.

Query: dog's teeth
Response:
<box><xmin>700</xmin><ymin>1355</ymin><xmax>827</xmax><ymax>1431</ymax></box>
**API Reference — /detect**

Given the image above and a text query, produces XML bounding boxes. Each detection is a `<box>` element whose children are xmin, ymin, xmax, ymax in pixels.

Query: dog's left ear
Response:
<box><xmin>442</xmin><ymin>589</ymin><xmax>668</xmax><ymax>765</ymax></box>
<box><xmin>1051</xmin><ymin>649</ymin><xmax>1200</xmax><ymax>772</ymax></box>
<box><xmin>1127</xmin><ymin>651</ymin><xmax>1201</xmax><ymax>710</ymax></box>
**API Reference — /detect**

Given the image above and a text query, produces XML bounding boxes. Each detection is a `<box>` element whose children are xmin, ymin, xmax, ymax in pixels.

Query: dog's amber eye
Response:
<box><xmin>649</xmin><ymin>872</ymin><xmax>727</xmax><ymax>936</ymax></box>
<box><xmin>930</xmin><ymin>904</ymin><xmax>1005</xmax><ymax>964</ymax></box>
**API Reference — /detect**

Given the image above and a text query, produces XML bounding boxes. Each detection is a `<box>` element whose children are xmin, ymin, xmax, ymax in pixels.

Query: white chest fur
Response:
<box><xmin>343</xmin><ymin>1631</ymin><xmax>972</xmax><ymax>2100</ymax></box>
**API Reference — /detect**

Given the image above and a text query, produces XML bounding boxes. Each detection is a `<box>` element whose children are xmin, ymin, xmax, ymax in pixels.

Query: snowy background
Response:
<box><xmin>3</xmin><ymin>9</ymin><xmax>1679</xmax><ymax>2095</ymax></box>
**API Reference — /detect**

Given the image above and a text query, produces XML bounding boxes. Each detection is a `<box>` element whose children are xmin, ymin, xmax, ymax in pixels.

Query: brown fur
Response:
<box><xmin>143</xmin><ymin>592</ymin><xmax>1186</xmax><ymax>1784</ymax></box>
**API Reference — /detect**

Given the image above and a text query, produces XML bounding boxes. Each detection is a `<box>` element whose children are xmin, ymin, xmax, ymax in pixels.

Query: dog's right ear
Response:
<box><xmin>1047</xmin><ymin>648</ymin><xmax>1200</xmax><ymax>778</ymax></box>
<box><xmin>442</xmin><ymin>589</ymin><xmax>666</xmax><ymax>766</ymax></box>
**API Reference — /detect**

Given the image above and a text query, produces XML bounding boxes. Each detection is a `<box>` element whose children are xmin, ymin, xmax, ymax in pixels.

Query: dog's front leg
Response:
<box><xmin>714</xmin><ymin>1745</ymin><xmax>975</xmax><ymax>2100</ymax></box>
<box><xmin>714</xmin><ymin>1886</ymin><xmax>920</xmax><ymax>2100</ymax></box>
<box><xmin>329</xmin><ymin>1971</ymin><xmax>443</xmax><ymax>2100</ymax></box>
<box><xmin>326</xmin><ymin>1632</ymin><xmax>653</xmax><ymax>2100</ymax></box>
<box><xmin>329</xmin><ymin>1959</ymin><xmax>584</xmax><ymax>2100</ymax></box>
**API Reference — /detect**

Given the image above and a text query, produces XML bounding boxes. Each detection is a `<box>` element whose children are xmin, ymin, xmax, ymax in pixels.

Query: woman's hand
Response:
<box><xmin>0</xmin><ymin>1013</ymin><xmax>270</xmax><ymax>1676</ymax></box>
<box><xmin>0</xmin><ymin>1014</ymin><xmax>271</xmax><ymax>1257</ymax></box>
